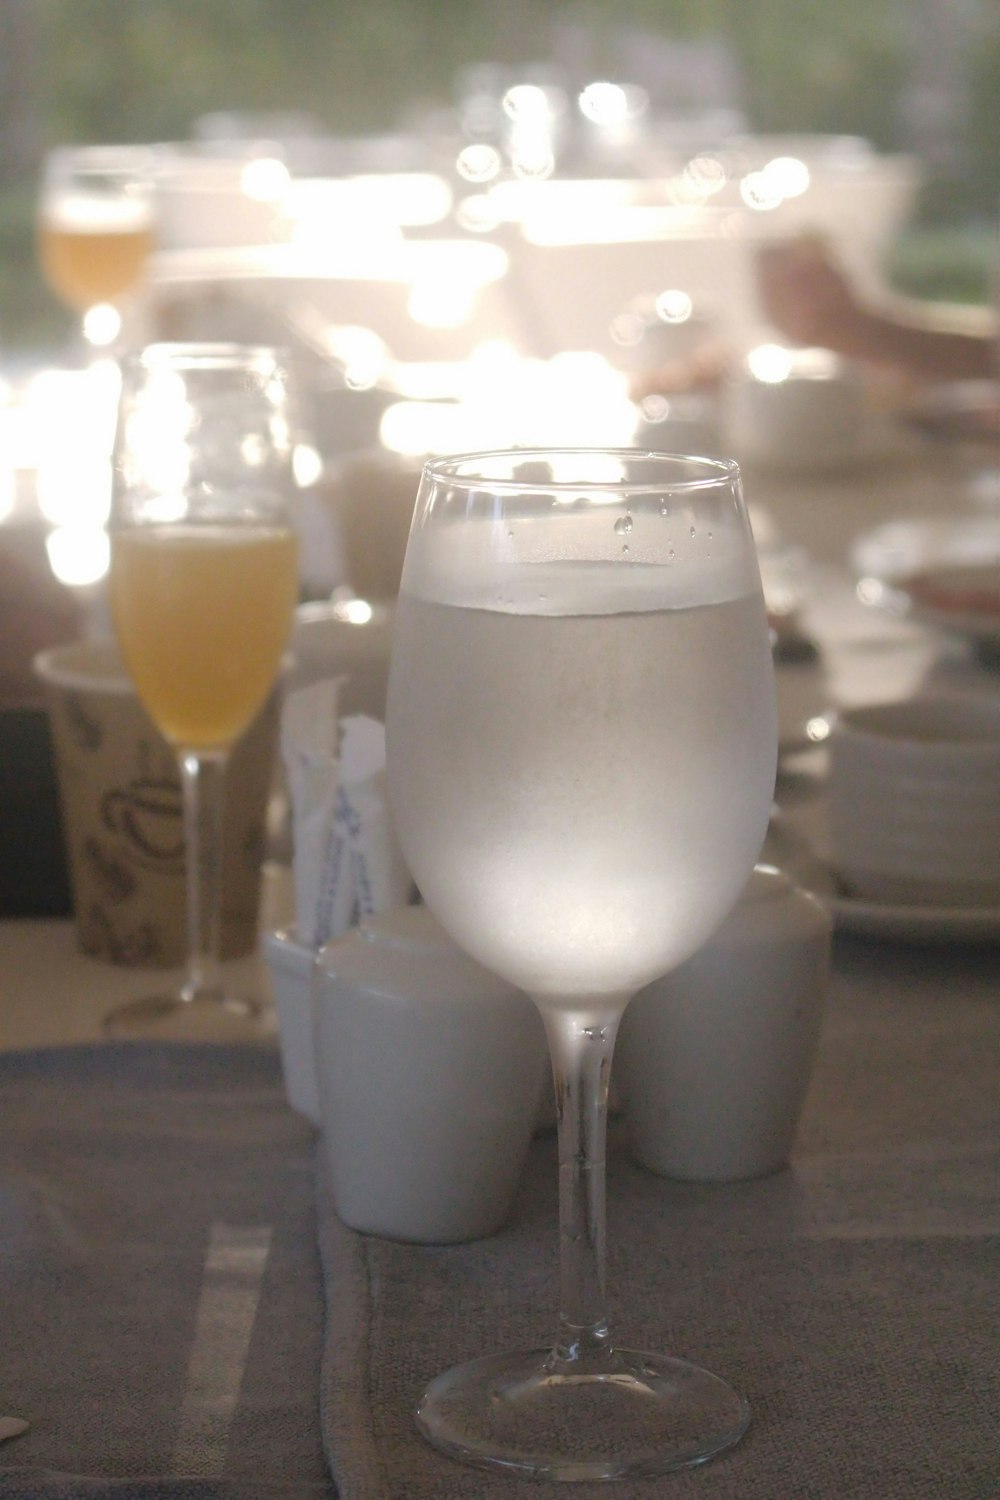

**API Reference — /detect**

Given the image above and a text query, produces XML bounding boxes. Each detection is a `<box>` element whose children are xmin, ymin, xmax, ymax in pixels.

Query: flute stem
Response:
<box><xmin>177</xmin><ymin>747</ymin><xmax>227</xmax><ymax>1006</ymax></box>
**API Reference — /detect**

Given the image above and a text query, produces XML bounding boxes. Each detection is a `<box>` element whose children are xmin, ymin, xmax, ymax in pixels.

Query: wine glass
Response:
<box><xmin>104</xmin><ymin>343</ymin><xmax>299</xmax><ymax>1040</ymax></box>
<box><xmin>37</xmin><ymin>145</ymin><xmax>154</xmax><ymax>345</ymax></box>
<box><xmin>385</xmin><ymin>448</ymin><xmax>777</xmax><ymax>1480</ymax></box>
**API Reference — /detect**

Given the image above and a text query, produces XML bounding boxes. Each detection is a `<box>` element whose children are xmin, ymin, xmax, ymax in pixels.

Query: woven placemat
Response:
<box><xmin>0</xmin><ymin>1043</ymin><xmax>333</xmax><ymax>1499</ymax></box>
<box><xmin>317</xmin><ymin>971</ymin><xmax>999</xmax><ymax>1499</ymax></box>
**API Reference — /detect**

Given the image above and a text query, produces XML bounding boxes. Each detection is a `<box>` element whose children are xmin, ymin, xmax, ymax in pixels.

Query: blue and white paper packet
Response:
<box><xmin>280</xmin><ymin>678</ymin><xmax>412</xmax><ymax>948</ymax></box>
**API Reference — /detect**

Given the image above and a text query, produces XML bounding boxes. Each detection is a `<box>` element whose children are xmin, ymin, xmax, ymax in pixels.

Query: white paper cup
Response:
<box><xmin>828</xmin><ymin>696</ymin><xmax>1000</xmax><ymax>907</ymax></box>
<box><xmin>35</xmin><ymin>638</ymin><xmax>278</xmax><ymax>966</ymax></box>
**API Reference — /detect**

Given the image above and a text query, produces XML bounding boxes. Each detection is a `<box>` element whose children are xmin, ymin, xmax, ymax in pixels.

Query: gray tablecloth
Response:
<box><xmin>3</xmin><ymin>942</ymin><xmax>996</xmax><ymax>1500</ymax></box>
<box><xmin>0</xmin><ymin>1043</ymin><xmax>334</xmax><ymax>1499</ymax></box>
<box><xmin>317</xmin><ymin>936</ymin><xmax>1000</xmax><ymax>1499</ymax></box>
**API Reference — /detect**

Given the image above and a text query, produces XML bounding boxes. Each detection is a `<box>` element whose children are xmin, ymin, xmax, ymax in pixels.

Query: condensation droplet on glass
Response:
<box><xmin>689</xmin><ymin>525</ymin><xmax>696</xmax><ymax>538</ymax></box>
<box><xmin>614</xmin><ymin>514</ymin><xmax>633</xmax><ymax>537</ymax></box>
<box><xmin>659</xmin><ymin>499</ymin><xmax>669</xmax><ymax>516</ymax></box>
<box><xmin>668</xmin><ymin>545</ymin><xmax>676</xmax><ymax>560</ymax></box>
<box><xmin>621</xmin><ymin>543</ymin><xmax>630</xmax><ymax>556</ymax></box>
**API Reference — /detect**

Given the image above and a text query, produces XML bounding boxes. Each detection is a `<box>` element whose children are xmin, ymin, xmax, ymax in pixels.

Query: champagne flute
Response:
<box><xmin>37</xmin><ymin>145</ymin><xmax>154</xmax><ymax>344</ymax></box>
<box><xmin>386</xmin><ymin>448</ymin><xmax>777</xmax><ymax>1480</ymax></box>
<box><xmin>104</xmin><ymin>343</ymin><xmax>299</xmax><ymax>1040</ymax></box>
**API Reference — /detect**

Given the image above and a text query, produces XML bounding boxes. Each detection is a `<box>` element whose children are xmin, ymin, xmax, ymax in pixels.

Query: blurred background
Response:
<box><xmin>1</xmin><ymin>0</ymin><xmax>997</xmax><ymax>360</ymax></box>
<box><xmin>0</xmin><ymin>0</ymin><xmax>997</xmax><ymax>639</ymax></box>
<box><xmin>2</xmin><ymin>0</ymin><xmax>998</xmax><ymax>926</ymax></box>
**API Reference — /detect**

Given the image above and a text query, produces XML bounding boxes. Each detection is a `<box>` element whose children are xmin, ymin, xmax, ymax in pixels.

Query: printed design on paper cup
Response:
<box><xmin>101</xmin><ymin>775</ymin><xmax>184</xmax><ymax>869</ymax></box>
<box><xmin>63</xmin><ymin>692</ymin><xmax>103</xmax><ymax>751</ymax></box>
<box><xmin>82</xmin><ymin>835</ymin><xmax>137</xmax><ymax>903</ymax></box>
<box><xmin>74</xmin><ymin>734</ymin><xmax>187</xmax><ymax>966</ymax></box>
<box><xmin>78</xmin><ymin>904</ymin><xmax>169</xmax><ymax>966</ymax></box>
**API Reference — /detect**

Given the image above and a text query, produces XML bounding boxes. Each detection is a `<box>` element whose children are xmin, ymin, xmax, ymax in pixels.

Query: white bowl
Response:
<box><xmin>828</xmin><ymin>697</ymin><xmax>1000</xmax><ymax>907</ymax></box>
<box><xmin>724</xmin><ymin>348</ymin><xmax>870</xmax><ymax>472</ymax></box>
<box><xmin>290</xmin><ymin>600</ymin><xmax>394</xmax><ymax>720</ymax></box>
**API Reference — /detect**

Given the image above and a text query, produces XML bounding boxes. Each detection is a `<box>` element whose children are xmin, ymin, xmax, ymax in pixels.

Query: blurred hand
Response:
<box><xmin>628</xmin><ymin>342</ymin><xmax>731</xmax><ymax>403</ymax></box>
<box><xmin>755</xmin><ymin>235</ymin><xmax>867</xmax><ymax>353</ymax></box>
<box><xmin>756</xmin><ymin>233</ymin><xmax>997</xmax><ymax>383</ymax></box>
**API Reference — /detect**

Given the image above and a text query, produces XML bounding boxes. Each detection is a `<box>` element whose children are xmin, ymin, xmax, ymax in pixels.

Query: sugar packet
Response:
<box><xmin>280</xmin><ymin>677</ymin><xmax>412</xmax><ymax>948</ymax></box>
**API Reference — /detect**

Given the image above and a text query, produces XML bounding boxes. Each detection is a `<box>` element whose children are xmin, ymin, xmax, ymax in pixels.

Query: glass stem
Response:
<box><xmin>540</xmin><ymin>1000</ymin><xmax>629</xmax><ymax>1374</ymax></box>
<box><xmin>177</xmin><ymin>747</ymin><xmax>228</xmax><ymax>1005</ymax></box>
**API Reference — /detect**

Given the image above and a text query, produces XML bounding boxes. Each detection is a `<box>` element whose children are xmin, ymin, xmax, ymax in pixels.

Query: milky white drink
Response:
<box><xmin>388</xmin><ymin>557</ymin><xmax>776</xmax><ymax>1008</ymax></box>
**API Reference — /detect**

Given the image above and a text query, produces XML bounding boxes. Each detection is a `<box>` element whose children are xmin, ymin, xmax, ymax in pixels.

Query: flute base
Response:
<box><xmin>103</xmin><ymin>989</ymin><xmax>265</xmax><ymax>1043</ymax></box>
<box><xmin>416</xmin><ymin>1345</ymin><xmax>750</xmax><ymax>1481</ymax></box>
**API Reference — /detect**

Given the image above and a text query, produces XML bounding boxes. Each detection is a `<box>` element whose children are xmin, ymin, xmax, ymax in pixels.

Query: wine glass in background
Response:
<box><xmin>104</xmin><ymin>343</ymin><xmax>300</xmax><ymax>1039</ymax></box>
<box><xmin>386</xmin><ymin>448</ymin><xmax>778</xmax><ymax>1480</ymax></box>
<box><xmin>37</xmin><ymin>146</ymin><xmax>154</xmax><ymax>348</ymax></box>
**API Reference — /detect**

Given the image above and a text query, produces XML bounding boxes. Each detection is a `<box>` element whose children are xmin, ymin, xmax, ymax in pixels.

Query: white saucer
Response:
<box><xmin>850</xmin><ymin>514</ymin><xmax>999</xmax><ymax>585</ymax></box>
<box><xmin>830</xmin><ymin>891</ymin><xmax>1000</xmax><ymax>945</ymax></box>
<box><xmin>765</xmin><ymin>815</ymin><xmax>1000</xmax><ymax>946</ymax></box>
<box><xmin>850</xmin><ymin>516</ymin><xmax>1000</xmax><ymax>652</ymax></box>
<box><xmin>899</xmin><ymin>561</ymin><xmax>1000</xmax><ymax>651</ymax></box>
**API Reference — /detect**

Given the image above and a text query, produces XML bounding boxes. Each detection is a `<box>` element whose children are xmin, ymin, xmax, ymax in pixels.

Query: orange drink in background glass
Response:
<box><xmin>38</xmin><ymin>146</ymin><xmax>154</xmax><ymax>318</ymax></box>
<box><xmin>105</xmin><ymin>344</ymin><xmax>300</xmax><ymax>1040</ymax></box>
<box><xmin>109</xmin><ymin>524</ymin><xmax>299</xmax><ymax>750</ymax></box>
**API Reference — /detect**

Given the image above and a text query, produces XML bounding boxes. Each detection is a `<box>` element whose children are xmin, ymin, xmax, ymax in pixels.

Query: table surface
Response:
<box><xmin>1</xmin><ymin>435</ymin><xmax>997</xmax><ymax>1498</ymax></box>
<box><xmin>0</xmin><ymin>863</ymin><xmax>295</xmax><ymax>1053</ymax></box>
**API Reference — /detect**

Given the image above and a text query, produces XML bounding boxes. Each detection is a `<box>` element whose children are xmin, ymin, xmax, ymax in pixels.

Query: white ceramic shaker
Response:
<box><xmin>313</xmin><ymin>904</ymin><xmax>549</xmax><ymax>1243</ymax></box>
<box><xmin>263</xmin><ymin>926</ymin><xmax>322</xmax><ymax>1125</ymax></box>
<box><xmin>614</xmin><ymin>866</ymin><xmax>832</xmax><ymax>1183</ymax></box>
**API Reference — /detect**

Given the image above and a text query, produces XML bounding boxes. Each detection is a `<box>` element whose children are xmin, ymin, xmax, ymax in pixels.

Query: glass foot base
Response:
<box><xmin>103</xmin><ymin>991</ymin><xmax>265</xmax><ymax>1043</ymax></box>
<box><xmin>416</xmin><ymin>1346</ymin><xmax>750</xmax><ymax>1481</ymax></box>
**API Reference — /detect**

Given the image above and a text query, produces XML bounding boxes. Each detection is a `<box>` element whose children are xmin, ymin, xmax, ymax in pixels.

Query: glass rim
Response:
<box><xmin>128</xmin><ymin>341</ymin><xmax>289</xmax><ymax>373</ymax></box>
<box><xmin>422</xmin><ymin>448</ymin><xmax>742</xmax><ymax>495</ymax></box>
